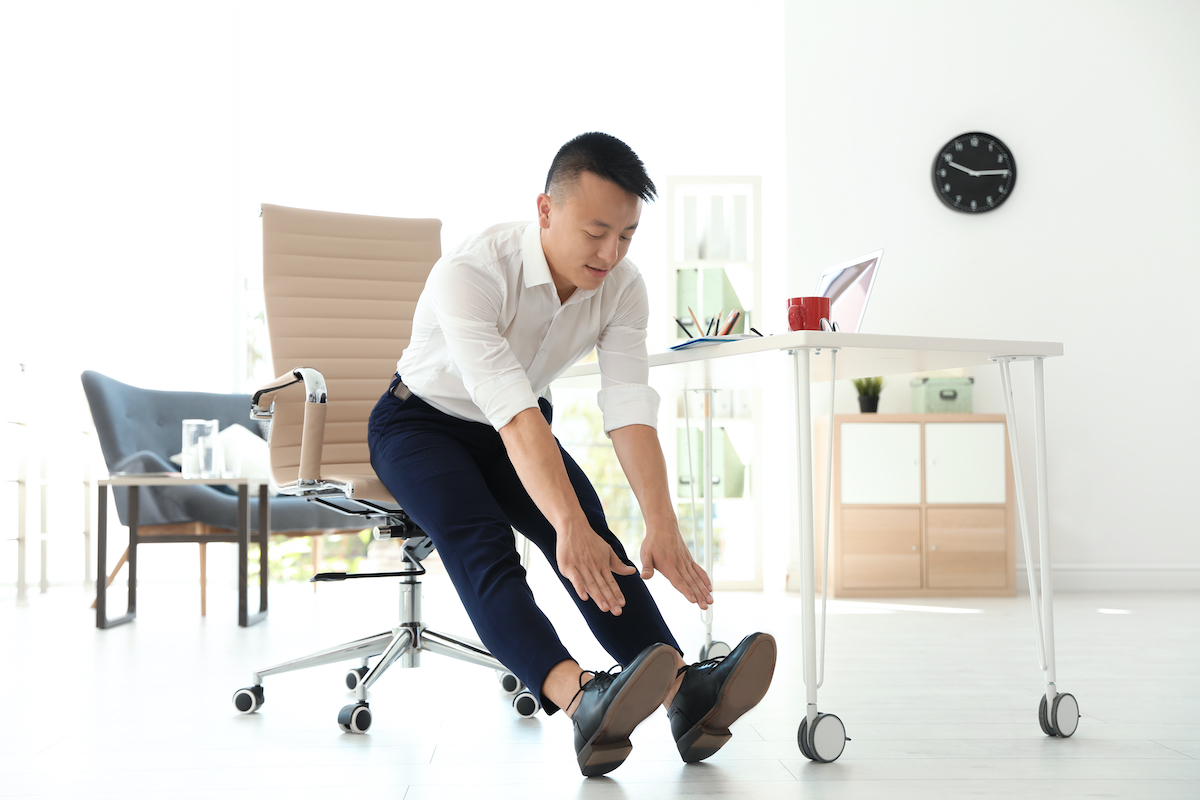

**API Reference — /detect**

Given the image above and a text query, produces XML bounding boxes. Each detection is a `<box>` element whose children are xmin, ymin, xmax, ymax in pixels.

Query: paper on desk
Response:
<box><xmin>670</xmin><ymin>334</ymin><xmax>760</xmax><ymax>350</ymax></box>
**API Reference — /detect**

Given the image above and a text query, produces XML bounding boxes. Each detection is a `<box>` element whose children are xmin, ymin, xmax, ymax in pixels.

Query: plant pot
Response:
<box><xmin>857</xmin><ymin>395</ymin><xmax>879</xmax><ymax>413</ymax></box>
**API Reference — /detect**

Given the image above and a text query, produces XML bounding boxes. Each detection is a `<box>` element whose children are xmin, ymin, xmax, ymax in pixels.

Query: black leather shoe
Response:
<box><xmin>571</xmin><ymin>643</ymin><xmax>677</xmax><ymax>777</ymax></box>
<box><xmin>668</xmin><ymin>632</ymin><xmax>777</xmax><ymax>763</ymax></box>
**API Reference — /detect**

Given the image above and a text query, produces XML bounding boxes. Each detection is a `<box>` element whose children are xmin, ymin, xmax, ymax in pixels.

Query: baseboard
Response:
<box><xmin>1015</xmin><ymin>563</ymin><xmax>1200</xmax><ymax>592</ymax></box>
<box><xmin>786</xmin><ymin>561</ymin><xmax>1200</xmax><ymax>593</ymax></box>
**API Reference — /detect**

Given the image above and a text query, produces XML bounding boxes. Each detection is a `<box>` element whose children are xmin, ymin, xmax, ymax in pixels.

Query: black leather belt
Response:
<box><xmin>391</xmin><ymin>380</ymin><xmax>412</xmax><ymax>401</ymax></box>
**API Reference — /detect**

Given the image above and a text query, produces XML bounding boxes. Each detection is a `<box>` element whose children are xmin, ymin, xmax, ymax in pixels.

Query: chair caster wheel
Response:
<box><xmin>797</xmin><ymin>713</ymin><xmax>848</xmax><ymax>762</ymax></box>
<box><xmin>346</xmin><ymin>666</ymin><xmax>369</xmax><ymax>690</ymax></box>
<box><xmin>1039</xmin><ymin>693</ymin><xmax>1080</xmax><ymax>738</ymax></box>
<box><xmin>232</xmin><ymin>685</ymin><xmax>264</xmax><ymax>714</ymax></box>
<box><xmin>496</xmin><ymin>670</ymin><xmax>524</xmax><ymax>697</ymax></box>
<box><xmin>699</xmin><ymin>641</ymin><xmax>732</xmax><ymax>661</ymax></box>
<box><xmin>338</xmin><ymin>702</ymin><xmax>372</xmax><ymax>733</ymax></box>
<box><xmin>513</xmin><ymin>691</ymin><xmax>540</xmax><ymax>718</ymax></box>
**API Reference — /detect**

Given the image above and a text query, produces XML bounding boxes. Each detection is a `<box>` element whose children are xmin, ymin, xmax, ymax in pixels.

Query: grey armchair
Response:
<box><xmin>82</xmin><ymin>370</ymin><xmax>363</xmax><ymax>624</ymax></box>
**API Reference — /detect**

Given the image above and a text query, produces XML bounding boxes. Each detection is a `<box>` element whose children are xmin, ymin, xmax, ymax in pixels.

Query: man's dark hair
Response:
<box><xmin>545</xmin><ymin>132</ymin><xmax>657</xmax><ymax>203</ymax></box>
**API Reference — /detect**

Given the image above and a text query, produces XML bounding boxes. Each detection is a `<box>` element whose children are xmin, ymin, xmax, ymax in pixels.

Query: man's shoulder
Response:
<box><xmin>448</xmin><ymin>221</ymin><xmax>529</xmax><ymax>268</ymax></box>
<box><xmin>607</xmin><ymin>257</ymin><xmax>645</xmax><ymax>294</ymax></box>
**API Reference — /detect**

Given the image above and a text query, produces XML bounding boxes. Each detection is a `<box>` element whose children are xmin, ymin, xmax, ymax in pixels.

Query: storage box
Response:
<box><xmin>910</xmin><ymin>377</ymin><xmax>974</xmax><ymax>413</ymax></box>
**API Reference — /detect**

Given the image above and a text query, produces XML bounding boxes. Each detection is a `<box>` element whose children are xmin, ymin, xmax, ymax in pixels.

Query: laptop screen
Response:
<box><xmin>815</xmin><ymin>249</ymin><xmax>883</xmax><ymax>333</ymax></box>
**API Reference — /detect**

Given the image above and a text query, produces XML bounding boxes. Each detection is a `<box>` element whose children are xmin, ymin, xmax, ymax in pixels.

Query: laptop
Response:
<box><xmin>814</xmin><ymin>249</ymin><xmax>883</xmax><ymax>333</ymax></box>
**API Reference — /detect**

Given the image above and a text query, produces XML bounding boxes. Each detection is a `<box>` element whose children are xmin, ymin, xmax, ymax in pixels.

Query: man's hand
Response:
<box><xmin>640</xmin><ymin>530</ymin><xmax>713</xmax><ymax>610</ymax></box>
<box><xmin>557</xmin><ymin>521</ymin><xmax>637</xmax><ymax>615</ymax></box>
<box><xmin>499</xmin><ymin>408</ymin><xmax>638</xmax><ymax>616</ymax></box>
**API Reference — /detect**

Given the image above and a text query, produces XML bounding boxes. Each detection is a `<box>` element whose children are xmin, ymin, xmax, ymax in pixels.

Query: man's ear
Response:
<box><xmin>536</xmin><ymin>192</ymin><xmax>554</xmax><ymax>229</ymax></box>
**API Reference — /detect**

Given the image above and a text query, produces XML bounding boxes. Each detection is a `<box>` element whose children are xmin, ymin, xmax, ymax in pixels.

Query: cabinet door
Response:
<box><xmin>840</xmin><ymin>508</ymin><xmax>922</xmax><ymax>589</ymax></box>
<box><xmin>925</xmin><ymin>423</ymin><xmax>1007</xmax><ymax>504</ymax></box>
<box><xmin>840</xmin><ymin>423</ymin><xmax>921</xmax><ymax>504</ymax></box>
<box><xmin>926</xmin><ymin>508</ymin><xmax>1008</xmax><ymax>588</ymax></box>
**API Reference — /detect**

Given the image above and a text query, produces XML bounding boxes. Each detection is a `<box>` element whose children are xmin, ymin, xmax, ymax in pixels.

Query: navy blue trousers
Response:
<box><xmin>367</xmin><ymin>377</ymin><xmax>680</xmax><ymax>714</ymax></box>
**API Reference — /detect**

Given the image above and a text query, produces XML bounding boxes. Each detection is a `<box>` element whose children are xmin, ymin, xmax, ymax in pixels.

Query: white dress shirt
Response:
<box><xmin>397</xmin><ymin>221</ymin><xmax>660</xmax><ymax>433</ymax></box>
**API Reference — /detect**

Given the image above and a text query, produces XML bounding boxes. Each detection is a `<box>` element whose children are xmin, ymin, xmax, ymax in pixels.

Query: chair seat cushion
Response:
<box><xmin>325</xmin><ymin>471</ymin><xmax>395</xmax><ymax>504</ymax></box>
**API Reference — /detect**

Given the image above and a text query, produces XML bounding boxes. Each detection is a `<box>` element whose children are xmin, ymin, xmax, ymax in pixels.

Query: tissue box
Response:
<box><xmin>911</xmin><ymin>377</ymin><xmax>973</xmax><ymax>413</ymax></box>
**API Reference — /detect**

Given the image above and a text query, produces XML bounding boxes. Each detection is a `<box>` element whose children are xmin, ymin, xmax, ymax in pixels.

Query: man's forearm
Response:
<box><xmin>498</xmin><ymin>407</ymin><xmax>590</xmax><ymax>532</ymax></box>
<box><xmin>609</xmin><ymin>424</ymin><xmax>678</xmax><ymax>535</ymax></box>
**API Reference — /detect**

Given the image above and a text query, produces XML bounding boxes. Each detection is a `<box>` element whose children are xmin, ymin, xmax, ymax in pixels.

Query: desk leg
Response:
<box><xmin>96</xmin><ymin>484</ymin><xmax>135</xmax><ymax>629</ymax></box>
<box><xmin>1033</xmin><ymin>358</ymin><xmax>1058</xmax><ymax>694</ymax></box>
<box><xmin>791</xmin><ymin>350</ymin><xmax>819</xmax><ymax>727</ymax></box>
<box><xmin>700</xmin><ymin>391</ymin><xmax>720</xmax><ymax>658</ymax></box>
<box><xmin>238</xmin><ymin>484</ymin><xmax>268</xmax><ymax>627</ymax></box>
<box><xmin>790</xmin><ymin>348</ymin><xmax>849</xmax><ymax>762</ymax></box>
<box><xmin>997</xmin><ymin>356</ymin><xmax>1078</xmax><ymax>738</ymax></box>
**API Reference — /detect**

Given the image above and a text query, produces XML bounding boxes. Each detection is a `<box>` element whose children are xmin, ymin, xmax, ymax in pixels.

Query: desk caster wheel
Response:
<box><xmin>797</xmin><ymin>713</ymin><xmax>848</xmax><ymax>762</ymax></box>
<box><xmin>497</xmin><ymin>670</ymin><xmax>524</xmax><ymax>697</ymax></box>
<box><xmin>1039</xmin><ymin>693</ymin><xmax>1079</xmax><ymax>738</ymax></box>
<box><xmin>513</xmin><ymin>691</ymin><xmax>540</xmax><ymax>718</ymax></box>
<box><xmin>699</xmin><ymin>640</ymin><xmax>732</xmax><ymax>661</ymax></box>
<box><xmin>338</xmin><ymin>702</ymin><xmax>372</xmax><ymax>733</ymax></box>
<box><xmin>232</xmin><ymin>685</ymin><xmax>264</xmax><ymax>714</ymax></box>
<box><xmin>346</xmin><ymin>666</ymin><xmax>369</xmax><ymax>690</ymax></box>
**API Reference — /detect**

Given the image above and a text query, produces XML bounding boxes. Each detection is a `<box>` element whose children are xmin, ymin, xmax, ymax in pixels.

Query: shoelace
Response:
<box><xmin>677</xmin><ymin>654</ymin><xmax>726</xmax><ymax>678</ymax></box>
<box><xmin>567</xmin><ymin>662</ymin><xmax>623</xmax><ymax>715</ymax></box>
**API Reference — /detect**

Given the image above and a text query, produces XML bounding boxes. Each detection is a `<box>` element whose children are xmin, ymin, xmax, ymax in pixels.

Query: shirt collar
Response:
<box><xmin>521</xmin><ymin>221</ymin><xmax>601</xmax><ymax>305</ymax></box>
<box><xmin>521</xmin><ymin>223</ymin><xmax>553</xmax><ymax>289</ymax></box>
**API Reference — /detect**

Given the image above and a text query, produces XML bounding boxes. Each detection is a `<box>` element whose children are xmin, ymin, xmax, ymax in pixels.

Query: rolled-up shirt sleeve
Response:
<box><xmin>595</xmin><ymin>272</ymin><xmax>661</xmax><ymax>435</ymax></box>
<box><xmin>425</xmin><ymin>257</ymin><xmax>540</xmax><ymax>430</ymax></box>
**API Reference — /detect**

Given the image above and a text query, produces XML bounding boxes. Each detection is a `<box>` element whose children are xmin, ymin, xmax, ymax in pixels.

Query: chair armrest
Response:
<box><xmin>251</xmin><ymin>368</ymin><xmax>327</xmax><ymax>418</ymax></box>
<box><xmin>111</xmin><ymin>450</ymin><xmax>179</xmax><ymax>475</ymax></box>
<box><xmin>250</xmin><ymin>367</ymin><xmax>328</xmax><ymax>485</ymax></box>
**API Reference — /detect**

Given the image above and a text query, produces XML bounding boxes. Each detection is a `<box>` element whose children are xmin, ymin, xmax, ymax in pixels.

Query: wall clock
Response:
<box><xmin>932</xmin><ymin>132</ymin><xmax>1016</xmax><ymax>213</ymax></box>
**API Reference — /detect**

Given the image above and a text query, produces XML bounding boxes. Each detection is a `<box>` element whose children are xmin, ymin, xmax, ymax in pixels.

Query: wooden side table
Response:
<box><xmin>95</xmin><ymin>475</ymin><xmax>269</xmax><ymax>628</ymax></box>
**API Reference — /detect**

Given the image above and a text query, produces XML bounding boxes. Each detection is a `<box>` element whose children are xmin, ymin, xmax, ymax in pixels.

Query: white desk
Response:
<box><xmin>555</xmin><ymin>330</ymin><xmax>1078</xmax><ymax>761</ymax></box>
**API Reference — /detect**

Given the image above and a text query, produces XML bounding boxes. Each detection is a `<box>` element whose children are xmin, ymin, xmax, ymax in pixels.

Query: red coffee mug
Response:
<box><xmin>787</xmin><ymin>296</ymin><xmax>831</xmax><ymax>331</ymax></box>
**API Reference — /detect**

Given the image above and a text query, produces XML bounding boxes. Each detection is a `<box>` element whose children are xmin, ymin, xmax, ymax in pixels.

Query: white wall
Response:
<box><xmin>784</xmin><ymin>0</ymin><xmax>1200</xmax><ymax>589</ymax></box>
<box><xmin>1</xmin><ymin>1</ymin><xmax>788</xmax><ymax>587</ymax></box>
<box><xmin>1</xmin><ymin>0</ymin><xmax>786</xmax><ymax>401</ymax></box>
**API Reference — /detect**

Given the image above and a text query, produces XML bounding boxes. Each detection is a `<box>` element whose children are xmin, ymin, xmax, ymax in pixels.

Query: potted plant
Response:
<box><xmin>852</xmin><ymin>377</ymin><xmax>884</xmax><ymax>413</ymax></box>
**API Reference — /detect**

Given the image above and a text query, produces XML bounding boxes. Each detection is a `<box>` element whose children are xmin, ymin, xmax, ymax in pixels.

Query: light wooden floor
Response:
<box><xmin>2</xmin><ymin>557</ymin><xmax>1198</xmax><ymax>799</ymax></box>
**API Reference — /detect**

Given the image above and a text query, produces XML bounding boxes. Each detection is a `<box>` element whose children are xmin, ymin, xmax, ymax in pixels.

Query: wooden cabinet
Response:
<box><xmin>814</xmin><ymin>414</ymin><xmax>1015</xmax><ymax>597</ymax></box>
<box><xmin>840</xmin><ymin>508</ymin><xmax>922</xmax><ymax>589</ymax></box>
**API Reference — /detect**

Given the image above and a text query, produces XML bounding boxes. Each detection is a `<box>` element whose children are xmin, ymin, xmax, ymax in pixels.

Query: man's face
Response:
<box><xmin>537</xmin><ymin>170</ymin><xmax>642</xmax><ymax>301</ymax></box>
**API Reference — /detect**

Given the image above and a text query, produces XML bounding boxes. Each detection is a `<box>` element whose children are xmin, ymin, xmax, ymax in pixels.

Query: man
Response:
<box><xmin>367</xmin><ymin>132</ymin><xmax>775</xmax><ymax>777</ymax></box>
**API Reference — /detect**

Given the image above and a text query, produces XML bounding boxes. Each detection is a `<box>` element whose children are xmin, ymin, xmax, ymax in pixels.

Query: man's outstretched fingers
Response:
<box><xmin>592</xmin><ymin>568</ymin><xmax>624</xmax><ymax>614</ymax></box>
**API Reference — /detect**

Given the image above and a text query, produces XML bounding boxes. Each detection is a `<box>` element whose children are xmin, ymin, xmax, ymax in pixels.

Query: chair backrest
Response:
<box><xmin>260</xmin><ymin>204</ymin><xmax>441</xmax><ymax>499</ymax></box>
<box><xmin>82</xmin><ymin>370</ymin><xmax>255</xmax><ymax>470</ymax></box>
<box><xmin>80</xmin><ymin>370</ymin><xmax>260</xmax><ymax>526</ymax></box>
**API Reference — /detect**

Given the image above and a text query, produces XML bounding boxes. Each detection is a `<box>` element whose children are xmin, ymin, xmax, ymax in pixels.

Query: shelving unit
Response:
<box><xmin>664</xmin><ymin>177</ymin><xmax>763</xmax><ymax>591</ymax></box>
<box><xmin>814</xmin><ymin>413</ymin><xmax>1016</xmax><ymax>597</ymax></box>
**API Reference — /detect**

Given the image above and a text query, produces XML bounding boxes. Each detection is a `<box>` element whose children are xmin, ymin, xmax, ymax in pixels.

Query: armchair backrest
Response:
<box><xmin>260</xmin><ymin>204</ymin><xmax>441</xmax><ymax>496</ymax></box>
<box><xmin>82</xmin><ymin>370</ymin><xmax>254</xmax><ymax>470</ymax></box>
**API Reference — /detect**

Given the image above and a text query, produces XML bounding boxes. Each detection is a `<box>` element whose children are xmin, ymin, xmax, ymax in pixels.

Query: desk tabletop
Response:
<box><xmin>554</xmin><ymin>331</ymin><xmax>1063</xmax><ymax>390</ymax></box>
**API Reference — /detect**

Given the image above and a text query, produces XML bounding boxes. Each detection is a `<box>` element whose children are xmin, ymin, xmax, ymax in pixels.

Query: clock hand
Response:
<box><xmin>946</xmin><ymin>161</ymin><xmax>979</xmax><ymax>177</ymax></box>
<box><xmin>974</xmin><ymin>169</ymin><xmax>1012</xmax><ymax>176</ymax></box>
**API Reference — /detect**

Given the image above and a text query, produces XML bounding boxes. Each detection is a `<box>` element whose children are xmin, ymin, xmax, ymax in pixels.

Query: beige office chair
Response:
<box><xmin>232</xmin><ymin>204</ymin><xmax>539</xmax><ymax>732</ymax></box>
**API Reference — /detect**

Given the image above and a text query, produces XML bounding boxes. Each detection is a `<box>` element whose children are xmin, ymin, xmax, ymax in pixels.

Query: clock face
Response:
<box><xmin>932</xmin><ymin>132</ymin><xmax>1016</xmax><ymax>213</ymax></box>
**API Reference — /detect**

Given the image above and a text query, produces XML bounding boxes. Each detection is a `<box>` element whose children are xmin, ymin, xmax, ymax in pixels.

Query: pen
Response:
<box><xmin>750</xmin><ymin>327</ymin><xmax>764</xmax><ymax>337</ymax></box>
<box><xmin>674</xmin><ymin>317</ymin><xmax>692</xmax><ymax>337</ymax></box>
<box><xmin>687</xmin><ymin>306</ymin><xmax>703</xmax><ymax>333</ymax></box>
